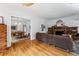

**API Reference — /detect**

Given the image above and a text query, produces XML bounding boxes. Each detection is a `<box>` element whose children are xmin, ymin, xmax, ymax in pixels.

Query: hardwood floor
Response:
<box><xmin>0</xmin><ymin>39</ymin><xmax>72</xmax><ymax>56</ymax></box>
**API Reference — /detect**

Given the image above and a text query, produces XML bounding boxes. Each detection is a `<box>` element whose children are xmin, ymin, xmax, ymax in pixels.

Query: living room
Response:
<box><xmin>0</xmin><ymin>3</ymin><xmax>79</xmax><ymax>56</ymax></box>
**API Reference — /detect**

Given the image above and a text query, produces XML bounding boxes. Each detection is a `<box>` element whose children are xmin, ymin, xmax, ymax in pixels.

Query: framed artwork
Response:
<box><xmin>41</xmin><ymin>24</ymin><xmax>45</xmax><ymax>31</ymax></box>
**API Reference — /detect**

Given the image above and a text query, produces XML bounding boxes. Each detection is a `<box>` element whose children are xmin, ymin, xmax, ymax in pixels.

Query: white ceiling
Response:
<box><xmin>0</xmin><ymin>3</ymin><xmax>79</xmax><ymax>19</ymax></box>
<box><xmin>28</xmin><ymin>3</ymin><xmax>79</xmax><ymax>19</ymax></box>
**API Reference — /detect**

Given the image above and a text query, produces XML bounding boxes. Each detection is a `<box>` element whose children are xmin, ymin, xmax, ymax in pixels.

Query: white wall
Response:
<box><xmin>47</xmin><ymin>15</ymin><xmax>79</xmax><ymax>27</ymax></box>
<box><xmin>30</xmin><ymin>17</ymin><xmax>48</xmax><ymax>40</ymax></box>
<box><xmin>47</xmin><ymin>14</ymin><xmax>79</xmax><ymax>33</ymax></box>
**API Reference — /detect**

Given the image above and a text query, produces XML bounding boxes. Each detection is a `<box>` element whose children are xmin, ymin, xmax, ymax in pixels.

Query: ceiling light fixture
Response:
<box><xmin>22</xmin><ymin>3</ymin><xmax>34</xmax><ymax>7</ymax></box>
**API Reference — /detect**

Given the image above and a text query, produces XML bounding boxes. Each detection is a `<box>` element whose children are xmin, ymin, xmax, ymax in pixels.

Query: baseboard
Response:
<box><xmin>30</xmin><ymin>39</ymin><xmax>36</xmax><ymax>40</ymax></box>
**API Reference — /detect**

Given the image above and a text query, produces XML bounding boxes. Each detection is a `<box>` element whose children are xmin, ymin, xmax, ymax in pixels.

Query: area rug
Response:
<box><xmin>72</xmin><ymin>42</ymin><xmax>79</xmax><ymax>56</ymax></box>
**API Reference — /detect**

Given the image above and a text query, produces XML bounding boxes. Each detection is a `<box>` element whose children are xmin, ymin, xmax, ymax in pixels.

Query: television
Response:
<box><xmin>55</xmin><ymin>31</ymin><xmax>64</xmax><ymax>35</ymax></box>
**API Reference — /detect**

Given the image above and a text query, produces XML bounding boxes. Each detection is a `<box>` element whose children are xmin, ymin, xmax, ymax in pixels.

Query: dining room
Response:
<box><xmin>11</xmin><ymin>16</ymin><xmax>31</xmax><ymax>43</ymax></box>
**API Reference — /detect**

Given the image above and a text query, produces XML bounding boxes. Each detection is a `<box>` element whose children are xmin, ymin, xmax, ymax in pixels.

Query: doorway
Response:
<box><xmin>11</xmin><ymin>16</ymin><xmax>31</xmax><ymax>43</ymax></box>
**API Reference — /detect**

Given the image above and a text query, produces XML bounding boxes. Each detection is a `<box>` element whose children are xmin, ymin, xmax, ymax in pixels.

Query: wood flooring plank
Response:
<box><xmin>0</xmin><ymin>39</ymin><xmax>72</xmax><ymax>56</ymax></box>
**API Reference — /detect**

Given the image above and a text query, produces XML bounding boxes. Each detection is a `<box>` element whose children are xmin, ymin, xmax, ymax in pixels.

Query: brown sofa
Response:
<box><xmin>36</xmin><ymin>32</ymin><xmax>73</xmax><ymax>52</ymax></box>
<box><xmin>36</xmin><ymin>32</ymin><xmax>53</xmax><ymax>44</ymax></box>
<box><xmin>53</xmin><ymin>35</ymin><xmax>73</xmax><ymax>52</ymax></box>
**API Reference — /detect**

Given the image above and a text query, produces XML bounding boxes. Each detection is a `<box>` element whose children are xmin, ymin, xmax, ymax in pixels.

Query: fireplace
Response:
<box><xmin>55</xmin><ymin>31</ymin><xmax>64</xmax><ymax>35</ymax></box>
